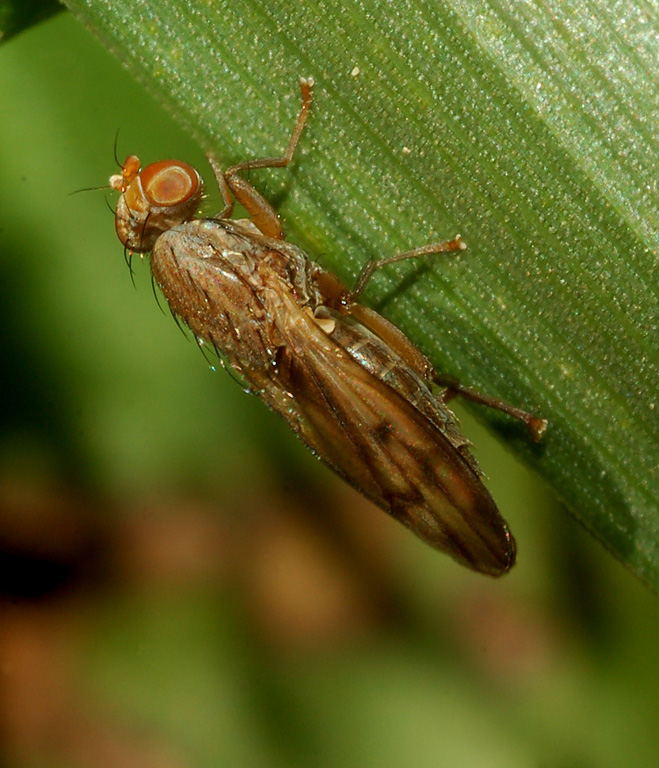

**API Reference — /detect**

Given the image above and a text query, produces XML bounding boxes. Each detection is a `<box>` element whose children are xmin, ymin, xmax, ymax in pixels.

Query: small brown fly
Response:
<box><xmin>110</xmin><ymin>77</ymin><xmax>547</xmax><ymax>576</ymax></box>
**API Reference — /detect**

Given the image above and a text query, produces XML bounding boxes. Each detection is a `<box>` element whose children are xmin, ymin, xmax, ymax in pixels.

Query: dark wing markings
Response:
<box><xmin>282</xmin><ymin>323</ymin><xmax>515</xmax><ymax>576</ymax></box>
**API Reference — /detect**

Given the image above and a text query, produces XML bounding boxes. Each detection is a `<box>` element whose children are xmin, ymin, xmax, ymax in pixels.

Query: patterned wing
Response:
<box><xmin>274</xmin><ymin>311</ymin><xmax>516</xmax><ymax>576</ymax></box>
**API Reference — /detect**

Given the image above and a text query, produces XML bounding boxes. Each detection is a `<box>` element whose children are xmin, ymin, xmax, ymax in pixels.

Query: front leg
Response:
<box><xmin>207</xmin><ymin>77</ymin><xmax>314</xmax><ymax>239</ymax></box>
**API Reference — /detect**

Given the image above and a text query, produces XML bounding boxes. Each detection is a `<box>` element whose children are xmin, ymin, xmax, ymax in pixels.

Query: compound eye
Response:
<box><xmin>140</xmin><ymin>160</ymin><xmax>201</xmax><ymax>207</ymax></box>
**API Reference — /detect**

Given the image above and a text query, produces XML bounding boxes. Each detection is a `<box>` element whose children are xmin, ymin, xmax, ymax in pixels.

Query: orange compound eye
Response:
<box><xmin>139</xmin><ymin>160</ymin><xmax>201</xmax><ymax>207</ymax></box>
<box><xmin>115</xmin><ymin>158</ymin><xmax>204</xmax><ymax>252</ymax></box>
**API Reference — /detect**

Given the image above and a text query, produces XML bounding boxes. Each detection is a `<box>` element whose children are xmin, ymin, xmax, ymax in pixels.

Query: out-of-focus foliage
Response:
<box><xmin>0</xmin><ymin>0</ymin><xmax>61</xmax><ymax>42</ymax></box>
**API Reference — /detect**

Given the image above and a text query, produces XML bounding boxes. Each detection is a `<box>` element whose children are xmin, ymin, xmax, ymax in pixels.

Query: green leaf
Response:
<box><xmin>0</xmin><ymin>0</ymin><xmax>62</xmax><ymax>42</ymax></box>
<box><xmin>61</xmin><ymin>0</ymin><xmax>658</xmax><ymax>587</ymax></box>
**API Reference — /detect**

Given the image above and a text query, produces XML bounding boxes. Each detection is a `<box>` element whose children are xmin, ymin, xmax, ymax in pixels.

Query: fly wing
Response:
<box><xmin>275</xmin><ymin>314</ymin><xmax>516</xmax><ymax>576</ymax></box>
<box><xmin>150</xmin><ymin>222</ymin><xmax>514</xmax><ymax>575</ymax></box>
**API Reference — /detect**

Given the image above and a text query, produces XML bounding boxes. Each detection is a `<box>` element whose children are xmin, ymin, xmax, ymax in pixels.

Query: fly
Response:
<box><xmin>110</xmin><ymin>77</ymin><xmax>547</xmax><ymax>576</ymax></box>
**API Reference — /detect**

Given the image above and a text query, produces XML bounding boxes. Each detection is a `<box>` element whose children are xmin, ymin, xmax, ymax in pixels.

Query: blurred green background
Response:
<box><xmin>0</xmin><ymin>12</ymin><xmax>657</xmax><ymax>768</ymax></box>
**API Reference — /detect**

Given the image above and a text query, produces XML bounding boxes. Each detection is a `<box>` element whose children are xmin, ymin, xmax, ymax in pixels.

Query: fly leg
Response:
<box><xmin>435</xmin><ymin>374</ymin><xmax>548</xmax><ymax>442</ymax></box>
<box><xmin>207</xmin><ymin>77</ymin><xmax>314</xmax><ymax>239</ymax></box>
<box><xmin>348</xmin><ymin>236</ymin><xmax>466</xmax><ymax>302</ymax></box>
<box><xmin>344</xmin><ymin>239</ymin><xmax>547</xmax><ymax>442</ymax></box>
<box><xmin>341</xmin><ymin>237</ymin><xmax>468</xmax><ymax>381</ymax></box>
